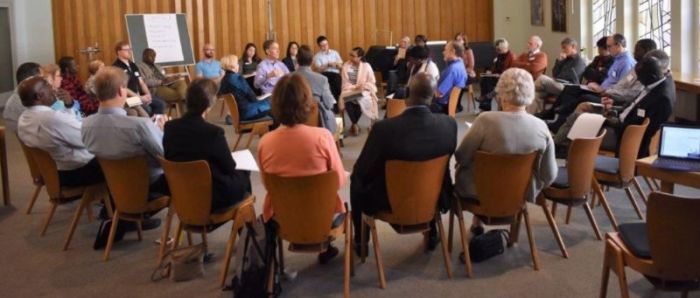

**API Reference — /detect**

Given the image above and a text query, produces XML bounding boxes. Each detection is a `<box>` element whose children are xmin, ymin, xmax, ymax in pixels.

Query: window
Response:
<box><xmin>592</xmin><ymin>0</ymin><xmax>616</xmax><ymax>46</ymax></box>
<box><xmin>638</xmin><ymin>0</ymin><xmax>671</xmax><ymax>54</ymax></box>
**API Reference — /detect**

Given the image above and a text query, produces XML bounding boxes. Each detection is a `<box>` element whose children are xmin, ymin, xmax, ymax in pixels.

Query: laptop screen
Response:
<box><xmin>659</xmin><ymin>125</ymin><xmax>700</xmax><ymax>160</ymax></box>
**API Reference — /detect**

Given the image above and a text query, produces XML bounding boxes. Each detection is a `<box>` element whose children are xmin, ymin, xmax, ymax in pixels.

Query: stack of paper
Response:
<box><xmin>231</xmin><ymin>149</ymin><xmax>259</xmax><ymax>172</ymax></box>
<box><xmin>567</xmin><ymin>113</ymin><xmax>606</xmax><ymax>140</ymax></box>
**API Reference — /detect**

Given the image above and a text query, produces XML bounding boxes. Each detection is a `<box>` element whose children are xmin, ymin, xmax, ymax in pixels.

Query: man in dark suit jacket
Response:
<box><xmin>294</xmin><ymin>45</ymin><xmax>337</xmax><ymax>133</ymax></box>
<box><xmin>350</xmin><ymin>73</ymin><xmax>457</xmax><ymax>251</ymax></box>
<box><xmin>163</xmin><ymin>79</ymin><xmax>251</xmax><ymax>213</ymax></box>
<box><xmin>605</xmin><ymin>50</ymin><xmax>675</xmax><ymax>158</ymax></box>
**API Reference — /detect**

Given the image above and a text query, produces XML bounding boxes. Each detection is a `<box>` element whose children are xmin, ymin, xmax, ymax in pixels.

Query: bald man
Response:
<box><xmin>512</xmin><ymin>35</ymin><xmax>548</xmax><ymax>80</ymax></box>
<box><xmin>195</xmin><ymin>43</ymin><xmax>224</xmax><ymax>80</ymax></box>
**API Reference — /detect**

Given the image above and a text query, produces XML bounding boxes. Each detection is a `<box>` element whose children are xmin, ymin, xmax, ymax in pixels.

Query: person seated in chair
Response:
<box><xmin>478</xmin><ymin>38</ymin><xmax>516</xmax><ymax>112</ymax></box>
<box><xmin>163</xmin><ymin>78</ymin><xmax>252</xmax><ymax>214</ymax></box>
<box><xmin>512</xmin><ymin>35</ymin><xmax>548</xmax><ymax>80</ymax></box>
<box><xmin>81</xmin><ymin>66</ymin><xmax>169</xmax><ymax>229</ymax></box>
<box><xmin>531</xmin><ymin>37</ymin><xmax>586</xmax><ymax>113</ymax></box>
<box><xmin>257</xmin><ymin>73</ymin><xmax>346</xmax><ymax>264</ymax></box>
<box><xmin>219</xmin><ymin>54</ymin><xmax>271</xmax><ymax>124</ymax></box>
<box><xmin>17</xmin><ymin>76</ymin><xmax>105</xmax><ymax>188</ymax></box>
<box><xmin>4</xmin><ymin>62</ymin><xmax>45</xmax><ymax>133</ymax></box>
<box><xmin>137</xmin><ymin>48</ymin><xmax>188</xmax><ymax>111</ymax></box>
<box><xmin>431</xmin><ymin>41</ymin><xmax>467</xmax><ymax>114</ymax></box>
<box><xmin>112</xmin><ymin>41</ymin><xmax>166</xmax><ymax>116</ymax></box>
<box><xmin>454</xmin><ymin>68</ymin><xmax>557</xmax><ymax>262</ymax></box>
<box><xmin>340</xmin><ymin>47</ymin><xmax>379</xmax><ymax>136</ymax></box>
<box><xmin>580</xmin><ymin>36</ymin><xmax>614</xmax><ymax>86</ymax></box>
<box><xmin>351</xmin><ymin>72</ymin><xmax>457</xmax><ymax>254</ymax></box>
<box><xmin>294</xmin><ymin>45</ymin><xmax>337</xmax><ymax>134</ymax></box>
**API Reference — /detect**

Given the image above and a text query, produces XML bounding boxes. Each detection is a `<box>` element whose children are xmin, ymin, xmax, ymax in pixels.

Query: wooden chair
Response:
<box><xmin>263</xmin><ymin>171</ymin><xmax>351</xmax><ymax>297</ymax></box>
<box><xmin>18</xmin><ymin>139</ymin><xmax>44</xmax><ymax>214</ymax></box>
<box><xmin>158</xmin><ymin>157</ymin><xmax>257</xmax><ymax>287</ymax></box>
<box><xmin>361</xmin><ymin>155</ymin><xmax>452</xmax><ymax>288</ymax></box>
<box><xmin>449</xmin><ymin>151</ymin><xmax>540</xmax><ymax>276</ymax></box>
<box><xmin>98</xmin><ymin>156</ymin><xmax>169</xmax><ymax>261</ymax></box>
<box><xmin>374</xmin><ymin>71</ymin><xmax>388</xmax><ymax>101</ymax></box>
<box><xmin>305</xmin><ymin>101</ymin><xmax>344</xmax><ymax>157</ymax></box>
<box><xmin>538</xmin><ymin>132</ymin><xmax>606</xmax><ymax>259</ymax></box>
<box><xmin>600</xmin><ymin>192</ymin><xmax>700</xmax><ymax>298</ymax></box>
<box><xmin>25</xmin><ymin>146</ymin><xmax>108</xmax><ymax>250</ymax></box>
<box><xmin>592</xmin><ymin>119</ymin><xmax>650</xmax><ymax>228</ymax></box>
<box><xmin>220</xmin><ymin>93</ymin><xmax>274</xmax><ymax>150</ymax></box>
<box><xmin>642</xmin><ymin>130</ymin><xmax>662</xmax><ymax>191</ymax></box>
<box><xmin>385</xmin><ymin>99</ymin><xmax>407</xmax><ymax>119</ymax></box>
<box><xmin>0</xmin><ymin>127</ymin><xmax>8</xmax><ymax>206</ymax></box>
<box><xmin>166</xmin><ymin>101</ymin><xmax>183</xmax><ymax>119</ymax></box>
<box><xmin>447</xmin><ymin>87</ymin><xmax>462</xmax><ymax>118</ymax></box>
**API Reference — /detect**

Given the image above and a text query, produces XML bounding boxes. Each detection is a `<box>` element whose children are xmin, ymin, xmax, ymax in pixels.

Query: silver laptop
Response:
<box><xmin>652</xmin><ymin>124</ymin><xmax>700</xmax><ymax>172</ymax></box>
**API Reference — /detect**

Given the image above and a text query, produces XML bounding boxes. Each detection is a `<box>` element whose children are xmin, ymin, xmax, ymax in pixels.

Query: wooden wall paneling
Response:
<box><xmin>52</xmin><ymin>0</ymin><xmax>493</xmax><ymax>80</ymax></box>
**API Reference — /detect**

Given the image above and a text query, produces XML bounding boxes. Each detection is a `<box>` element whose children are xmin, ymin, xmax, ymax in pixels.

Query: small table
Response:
<box><xmin>636</xmin><ymin>155</ymin><xmax>700</xmax><ymax>193</ymax></box>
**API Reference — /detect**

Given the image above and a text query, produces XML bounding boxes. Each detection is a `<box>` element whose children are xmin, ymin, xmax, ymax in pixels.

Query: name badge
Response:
<box><xmin>528</xmin><ymin>57</ymin><xmax>535</xmax><ymax>61</ymax></box>
<box><xmin>134</xmin><ymin>71</ymin><xmax>140</xmax><ymax>77</ymax></box>
<box><xmin>637</xmin><ymin>109</ymin><xmax>645</xmax><ymax>118</ymax></box>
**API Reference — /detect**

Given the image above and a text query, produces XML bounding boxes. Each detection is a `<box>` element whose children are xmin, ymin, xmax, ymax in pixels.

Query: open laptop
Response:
<box><xmin>652</xmin><ymin>124</ymin><xmax>700</xmax><ymax>172</ymax></box>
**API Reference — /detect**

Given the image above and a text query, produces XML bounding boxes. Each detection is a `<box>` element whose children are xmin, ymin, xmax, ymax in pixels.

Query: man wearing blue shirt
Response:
<box><xmin>195</xmin><ymin>43</ymin><xmax>224</xmax><ymax>81</ymax></box>
<box><xmin>589</xmin><ymin>34</ymin><xmax>635</xmax><ymax>92</ymax></box>
<box><xmin>431</xmin><ymin>41</ymin><xmax>467</xmax><ymax>114</ymax></box>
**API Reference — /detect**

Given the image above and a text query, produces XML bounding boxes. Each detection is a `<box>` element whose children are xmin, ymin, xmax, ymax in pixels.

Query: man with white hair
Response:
<box><xmin>512</xmin><ymin>35</ymin><xmax>548</xmax><ymax>80</ymax></box>
<box><xmin>454</xmin><ymin>68</ymin><xmax>557</xmax><ymax>258</ymax></box>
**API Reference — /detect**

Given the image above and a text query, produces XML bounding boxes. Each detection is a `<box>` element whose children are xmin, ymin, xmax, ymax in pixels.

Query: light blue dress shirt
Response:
<box><xmin>601</xmin><ymin>51</ymin><xmax>635</xmax><ymax>90</ymax></box>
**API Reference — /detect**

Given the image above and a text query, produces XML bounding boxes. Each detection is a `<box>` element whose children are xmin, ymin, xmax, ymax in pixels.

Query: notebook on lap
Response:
<box><xmin>652</xmin><ymin>124</ymin><xmax>700</xmax><ymax>172</ymax></box>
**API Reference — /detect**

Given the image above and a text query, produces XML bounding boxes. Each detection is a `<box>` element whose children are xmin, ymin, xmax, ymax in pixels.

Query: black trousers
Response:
<box><xmin>554</xmin><ymin>86</ymin><xmax>602</xmax><ymax>116</ymax></box>
<box><xmin>58</xmin><ymin>158</ymin><xmax>105</xmax><ymax>188</ymax></box>
<box><xmin>479</xmin><ymin>76</ymin><xmax>499</xmax><ymax>111</ymax></box>
<box><xmin>345</xmin><ymin>101</ymin><xmax>362</xmax><ymax>124</ymax></box>
<box><xmin>322</xmin><ymin>72</ymin><xmax>342</xmax><ymax>103</ymax></box>
<box><xmin>144</xmin><ymin>96</ymin><xmax>166</xmax><ymax>116</ymax></box>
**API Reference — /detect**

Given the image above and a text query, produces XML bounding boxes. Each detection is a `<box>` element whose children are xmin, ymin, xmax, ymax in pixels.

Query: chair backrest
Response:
<box><xmin>25</xmin><ymin>146</ymin><xmax>61</xmax><ymax>198</ymax></box>
<box><xmin>473</xmin><ymin>151</ymin><xmax>537</xmax><ymax>217</ymax></box>
<box><xmin>647</xmin><ymin>192</ymin><xmax>700</xmax><ymax>280</ymax></box>
<box><xmin>263</xmin><ymin>171</ymin><xmax>339</xmax><ymax>244</ymax></box>
<box><xmin>617</xmin><ymin>118</ymin><xmax>649</xmax><ymax>181</ymax></box>
<box><xmin>386</xmin><ymin>99</ymin><xmax>407</xmax><ymax>118</ymax></box>
<box><xmin>98</xmin><ymin>156</ymin><xmax>152</xmax><ymax>214</ymax></box>
<box><xmin>221</xmin><ymin>93</ymin><xmax>241</xmax><ymax>131</ymax></box>
<box><xmin>384</xmin><ymin>155</ymin><xmax>450</xmax><ymax>225</ymax></box>
<box><xmin>447</xmin><ymin>87</ymin><xmax>462</xmax><ymax>117</ymax></box>
<box><xmin>18</xmin><ymin>138</ymin><xmax>42</xmax><ymax>183</ymax></box>
<box><xmin>567</xmin><ymin>131</ymin><xmax>605</xmax><ymax>198</ymax></box>
<box><xmin>158</xmin><ymin>157</ymin><xmax>213</xmax><ymax>226</ymax></box>
<box><xmin>648</xmin><ymin>129</ymin><xmax>661</xmax><ymax>156</ymax></box>
<box><xmin>304</xmin><ymin>101</ymin><xmax>321</xmax><ymax>127</ymax></box>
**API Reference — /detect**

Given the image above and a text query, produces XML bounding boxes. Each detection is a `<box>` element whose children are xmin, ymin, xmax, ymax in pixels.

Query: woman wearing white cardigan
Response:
<box><xmin>340</xmin><ymin>47</ymin><xmax>379</xmax><ymax>136</ymax></box>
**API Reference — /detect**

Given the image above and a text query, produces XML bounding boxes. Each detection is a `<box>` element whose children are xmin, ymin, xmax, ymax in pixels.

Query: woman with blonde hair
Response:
<box><xmin>219</xmin><ymin>54</ymin><xmax>271</xmax><ymax>123</ymax></box>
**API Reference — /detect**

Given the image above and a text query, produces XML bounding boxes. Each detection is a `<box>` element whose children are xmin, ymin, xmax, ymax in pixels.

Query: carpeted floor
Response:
<box><xmin>0</xmin><ymin>102</ymin><xmax>697</xmax><ymax>298</ymax></box>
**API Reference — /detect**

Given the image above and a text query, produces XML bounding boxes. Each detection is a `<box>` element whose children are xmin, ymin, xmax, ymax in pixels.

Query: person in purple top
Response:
<box><xmin>254</xmin><ymin>40</ymin><xmax>290</xmax><ymax>94</ymax></box>
<box><xmin>431</xmin><ymin>41</ymin><xmax>467</xmax><ymax>114</ymax></box>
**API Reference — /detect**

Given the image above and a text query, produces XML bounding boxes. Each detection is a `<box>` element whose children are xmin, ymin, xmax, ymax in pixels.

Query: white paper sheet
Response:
<box><xmin>143</xmin><ymin>14</ymin><xmax>184</xmax><ymax>63</ymax></box>
<box><xmin>126</xmin><ymin>96</ymin><xmax>143</xmax><ymax>107</ymax></box>
<box><xmin>231</xmin><ymin>150</ymin><xmax>259</xmax><ymax>172</ymax></box>
<box><xmin>567</xmin><ymin>113</ymin><xmax>606</xmax><ymax>140</ymax></box>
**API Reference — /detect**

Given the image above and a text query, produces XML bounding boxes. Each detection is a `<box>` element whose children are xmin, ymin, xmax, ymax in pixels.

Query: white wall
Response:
<box><xmin>493</xmin><ymin>0</ymin><xmax>585</xmax><ymax>76</ymax></box>
<box><xmin>12</xmin><ymin>0</ymin><xmax>54</xmax><ymax>66</ymax></box>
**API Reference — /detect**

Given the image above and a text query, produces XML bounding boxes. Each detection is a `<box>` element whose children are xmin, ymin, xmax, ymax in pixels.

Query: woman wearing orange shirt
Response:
<box><xmin>257</xmin><ymin>73</ymin><xmax>347</xmax><ymax>263</ymax></box>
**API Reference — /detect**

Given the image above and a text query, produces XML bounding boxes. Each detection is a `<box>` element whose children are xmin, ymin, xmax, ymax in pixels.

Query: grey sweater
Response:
<box><xmin>454</xmin><ymin>111</ymin><xmax>558</xmax><ymax>202</ymax></box>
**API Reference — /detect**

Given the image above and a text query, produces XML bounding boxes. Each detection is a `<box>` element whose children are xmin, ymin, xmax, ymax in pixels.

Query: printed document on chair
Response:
<box><xmin>231</xmin><ymin>150</ymin><xmax>259</xmax><ymax>172</ymax></box>
<box><xmin>567</xmin><ymin>113</ymin><xmax>606</xmax><ymax>140</ymax></box>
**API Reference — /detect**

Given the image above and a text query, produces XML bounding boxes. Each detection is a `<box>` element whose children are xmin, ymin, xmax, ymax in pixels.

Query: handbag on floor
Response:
<box><xmin>151</xmin><ymin>244</ymin><xmax>205</xmax><ymax>282</ymax></box>
<box><xmin>468</xmin><ymin>229</ymin><xmax>509</xmax><ymax>263</ymax></box>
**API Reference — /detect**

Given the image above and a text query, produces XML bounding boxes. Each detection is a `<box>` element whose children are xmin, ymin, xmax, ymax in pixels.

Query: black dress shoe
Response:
<box><xmin>470</xmin><ymin>225</ymin><xmax>485</xmax><ymax>236</ymax></box>
<box><xmin>318</xmin><ymin>245</ymin><xmax>339</xmax><ymax>264</ymax></box>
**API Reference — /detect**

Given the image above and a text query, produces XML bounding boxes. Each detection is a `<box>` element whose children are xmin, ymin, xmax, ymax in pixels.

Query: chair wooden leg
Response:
<box><xmin>219</xmin><ymin>99</ymin><xmax>226</xmax><ymax>118</ymax></box>
<box><xmin>343</xmin><ymin>213</ymin><xmax>351</xmax><ymax>298</ymax></box>
<box><xmin>610</xmin><ymin>242</ymin><xmax>630</xmax><ymax>298</ymax></box>
<box><xmin>85</xmin><ymin>202</ymin><xmax>94</xmax><ymax>223</ymax></box>
<box><xmin>589</xmin><ymin>190</ymin><xmax>598</xmax><ymax>209</ymax></box>
<box><xmin>642</xmin><ymin>176</ymin><xmax>655</xmax><ymax>191</ymax></box>
<box><xmin>436</xmin><ymin>213</ymin><xmax>453</xmax><ymax>279</ymax></box>
<box><xmin>509</xmin><ymin>212</ymin><xmax>523</xmax><ymax>247</ymax></box>
<box><xmin>522</xmin><ymin>206</ymin><xmax>540</xmax><ymax>270</ymax></box>
<box><xmin>231</xmin><ymin>133</ymin><xmax>243</xmax><ymax>151</ymax></box>
<box><xmin>624</xmin><ymin>187</ymin><xmax>644</xmax><ymax>220</ymax></box>
<box><xmin>41</xmin><ymin>203</ymin><xmax>58</xmax><ymax>236</ymax></box>
<box><xmin>103</xmin><ymin>211</ymin><xmax>120</xmax><ymax>261</ymax></box>
<box><xmin>25</xmin><ymin>185</ymin><xmax>42</xmax><ymax>214</ymax></box>
<box><xmin>551</xmin><ymin>202</ymin><xmax>558</xmax><ymax>218</ymax></box>
<box><xmin>651</xmin><ymin>178</ymin><xmax>660</xmax><ymax>190</ymax></box>
<box><xmin>600</xmin><ymin>240</ymin><xmax>613</xmax><ymax>298</ymax></box>
<box><xmin>159</xmin><ymin>209</ymin><xmax>174</xmax><ymax>263</ymax></box>
<box><xmin>582</xmin><ymin>203</ymin><xmax>602</xmax><ymax>240</ymax></box>
<box><xmin>631</xmin><ymin>178</ymin><xmax>647</xmax><ymax>205</ymax></box>
<box><xmin>565</xmin><ymin>206</ymin><xmax>573</xmax><ymax>225</ymax></box>
<box><xmin>244</xmin><ymin>131</ymin><xmax>256</xmax><ymax>149</ymax></box>
<box><xmin>136</xmin><ymin>221</ymin><xmax>143</xmax><ymax>241</ymax></box>
<box><xmin>186</xmin><ymin>232</ymin><xmax>193</xmax><ymax>246</ymax></box>
<box><xmin>220</xmin><ymin>217</ymin><xmax>242</xmax><ymax>287</ymax></box>
<box><xmin>455</xmin><ymin>206</ymin><xmax>473</xmax><ymax>277</ymax></box>
<box><xmin>539</xmin><ymin>198</ymin><xmax>568</xmax><ymax>259</ymax></box>
<box><xmin>593</xmin><ymin>180</ymin><xmax>619</xmax><ymax>231</ymax></box>
<box><xmin>367</xmin><ymin>217</ymin><xmax>386</xmax><ymax>289</ymax></box>
<box><xmin>173</xmin><ymin>222</ymin><xmax>184</xmax><ymax>250</ymax></box>
<box><xmin>63</xmin><ymin>195</ymin><xmax>88</xmax><ymax>250</ymax></box>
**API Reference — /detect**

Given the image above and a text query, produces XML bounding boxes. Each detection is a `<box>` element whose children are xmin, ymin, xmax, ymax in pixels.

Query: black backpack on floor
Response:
<box><xmin>226</xmin><ymin>220</ymin><xmax>281</xmax><ymax>297</ymax></box>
